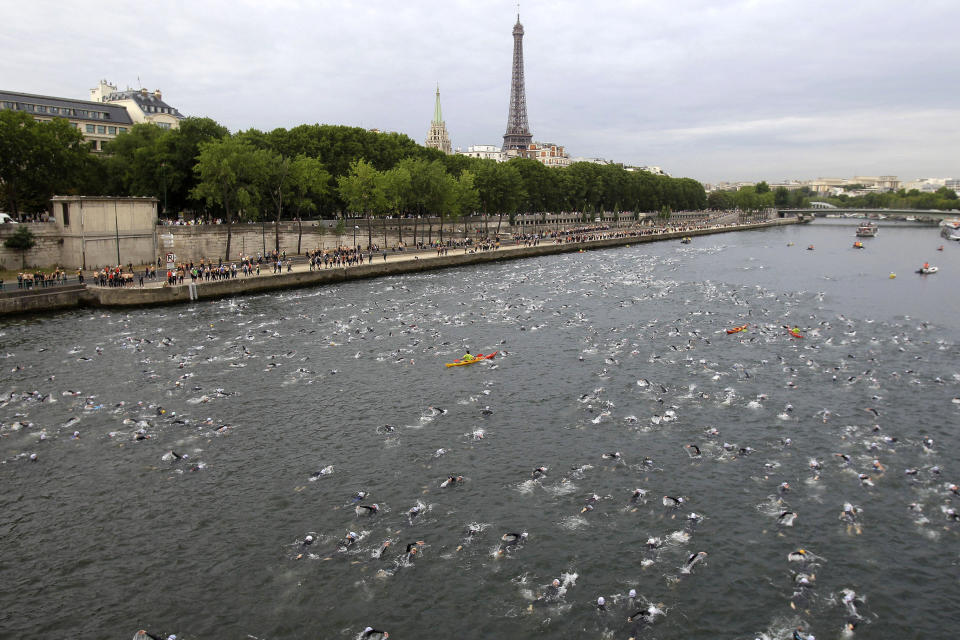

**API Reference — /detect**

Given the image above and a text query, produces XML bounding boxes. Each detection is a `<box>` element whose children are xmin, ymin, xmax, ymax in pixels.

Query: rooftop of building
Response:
<box><xmin>104</xmin><ymin>89</ymin><xmax>184</xmax><ymax>119</ymax></box>
<box><xmin>0</xmin><ymin>90</ymin><xmax>133</xmax><ymax>124</ymax></box>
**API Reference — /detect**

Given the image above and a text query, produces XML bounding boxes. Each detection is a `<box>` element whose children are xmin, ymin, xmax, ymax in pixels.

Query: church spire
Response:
<box><xmin>433</xmin><ymin>84</ymin><xmax>443</xmax><ymax>123</ymax></box>
<box><xmin>425</xmin><ymin>85</ymin><xmax>452</xmax><ymax>154</ymax></box>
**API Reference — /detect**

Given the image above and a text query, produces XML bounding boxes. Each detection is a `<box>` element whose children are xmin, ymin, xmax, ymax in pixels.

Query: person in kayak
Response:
<box><xmin>461</xmin><ymin>350</ymin><xmax>476</xmax><ymax>362</ymax></box>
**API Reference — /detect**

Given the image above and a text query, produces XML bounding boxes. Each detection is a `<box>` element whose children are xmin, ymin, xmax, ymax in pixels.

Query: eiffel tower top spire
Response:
<box><xmin>503</xmin><ymin>12</ymin><xmax>532</xmax><ymax>152</ymax></box>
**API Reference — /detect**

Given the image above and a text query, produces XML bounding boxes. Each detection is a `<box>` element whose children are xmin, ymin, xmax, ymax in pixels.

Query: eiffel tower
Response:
<box><xmin>502</xmin><ymin>14</ymin><xmax>532</xmax><ymax>152</ymax></box>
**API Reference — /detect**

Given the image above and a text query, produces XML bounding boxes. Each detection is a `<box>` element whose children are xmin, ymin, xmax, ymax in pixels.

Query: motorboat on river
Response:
<box><xmin>856</xmin><ymin>222</ymin><xmax>878</xmax><ymax>237</ymax></box>
<box><xmin>940</xmin><ymin>219</ymin><xmax>960</xmax><ymax>239</ymax></box>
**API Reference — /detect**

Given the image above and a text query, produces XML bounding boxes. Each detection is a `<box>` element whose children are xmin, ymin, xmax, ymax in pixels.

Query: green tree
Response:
<box><xmin>755</xmin><ymin>181</ymin><xmax>770</xmax><ymax>194</ymax></box>
<box><xmin>4</xmin><ymin>225</ymin><xmax>37</xmax><ymax>268</ymax></box>
<box><xmin>773</xmin><ymin>186</ymin><xmax>790</xmax><ymax>207</ymax></box>
<box><xmin>337</xmin><ymin>158</ymin><xmax>384</xmax><ymax>249</ymax></box>
<box><xmin>0</xmin><ymin>111</ymin><xmax>90</xmax><ymax>216</ymax></box>
<box><xmin>288</xmin><ymin>155</ymin><xmax>331</xmax><ymax>253</ymax></box>
<box><xmin>378</xmin><ymin>165</ymin><xmax>412</xmax><ymax>246</ymax></box>
<box><xmin>191</xmin><ymin>137</ymin><xmax>265</xmax><ymax>261</ymax></box>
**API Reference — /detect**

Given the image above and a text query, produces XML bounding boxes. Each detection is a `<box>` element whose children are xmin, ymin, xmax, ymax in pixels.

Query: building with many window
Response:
<box><xmin>507</xmin><ymin>141</ymin><xmax>571</xmax><ymax>167</ymax></box>
<box><xmin>0</xmin><ymin>89</ymin><xmax>133</xmax><ymax>151</ymax></box>
<box><xmin>89</xmin><ymin>80</ymin><xmax>184</xmax><ymax>130</ymax></box>
<box><xmin>457</xmin><ymin>144</ymin><xmax>505</xmax><ymax>162</ymax></box>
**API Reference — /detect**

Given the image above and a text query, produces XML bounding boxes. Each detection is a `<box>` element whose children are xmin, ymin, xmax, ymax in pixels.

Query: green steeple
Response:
<box><xmin>433</xmin><ymin>85</ymin><xmax>443</xmax><ymax>123</ymax></box>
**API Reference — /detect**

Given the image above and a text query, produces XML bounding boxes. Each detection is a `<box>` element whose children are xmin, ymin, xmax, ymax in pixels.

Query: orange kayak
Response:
<box><xmin>789</xmin><ymin>329</ymin><xmax>804</xmax><ymax>339</ymax></box>
<box><xmin>726</xmin><ymin>324</ymin><xmax>748</xmax><ymax>335</ymax></box>
<box><xmin>445</xmin><ymin>351</ymin><xmax>498</xmax><ymax>367</ymax></box>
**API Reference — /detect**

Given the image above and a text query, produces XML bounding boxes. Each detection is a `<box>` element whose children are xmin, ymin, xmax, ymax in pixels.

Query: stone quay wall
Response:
<box><xmin>0</xmin><ymin>224</ymin><xmax>65</xmax><ymax>270</ymax></box>
<box><xmin>87</xmin><ymin>219</ymin><xmax>794</xmax><ymax>309</ymax></box>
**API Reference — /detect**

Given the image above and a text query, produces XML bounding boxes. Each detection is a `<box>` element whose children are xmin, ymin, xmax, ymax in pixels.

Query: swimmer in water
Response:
<box><xmin>339</xmin><ymin>531</ymin><xmax>359</xmax><ymax>550</ymax></box>
<box><xmin>350</xmin><ymin>491</ymin><xmax>369</xmax><ymax>503</ymax></box>
<box><xmin>779</xmin><ymin>482</ymin><xmax>791</xmax><ymax>493</ymax></box>
<box><xmin>498</xmin><ymin>531</ymin><xmax>527</xmax><ymax>554</ymax></box>
<box><xmin>630</xmin><ymin>488</ymin><xmax>647</xmax><ymax>504</ymax></box>
<box><xmin>597</xmin><ymin>596</ymin><xmax>607</xmax><ymax>611</ymax></box>
<box><xmin>29</xmin><ymin>453</ymin><xmax>38</xmax><ymax>462</ymax></box>
<box><xmin>778</xmin><ymin>511</ymin><xmax>797</xmax><ymax>526</ymax></box>
<box><xmin>683</xmin><ymin>551</ymin><xmax>707</xmax><ymax>572</ymax></box>
<box><xmin>532</xmin><ymin>466</ymin><xmax>547</xmax><ymax>479</ymax></box>
<box><xmin>602</xmin><ymin>451</ymin><xmax>621</xmax><ymax>460</ymax></box>
<box><xmin>376</xmin><ymin>541</ymin><xmax>392</xmax><ymax>559</ymax></box>
<box><xmin>686</xmin><ymin>444</ymin><xmax>701</xmax><ymax>457</ymax></box>
<box><xmin>408</xmin><ymin>504</ymin><xmax>423</xmax><ymax>521</ymax></box>
<box><xmin>361</xmin><ymin>626</ymin><xmax>389</xmax><ymax>639</ymax></box>
<box><xmin>405</xmin><ymin>541</ymin><xmax>424</xmax><ymax>560</ymax></box>
<box><xmin>440</xmin><ymin>475</ymin><xmax>463</xmax><ymax>487</ymax></box>
<box><xmin>662</xmin><ymin>495</ymin><xmax>685</xmax><ymax>508</ymax></box>
<box><xmin>355</xmin><ymin>504</ymin><xmax>379</xmax><ymax>517</ymax></box>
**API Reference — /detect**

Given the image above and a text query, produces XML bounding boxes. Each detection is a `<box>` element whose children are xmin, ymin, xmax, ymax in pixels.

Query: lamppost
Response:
<box><xmin>353</xmin><ymin>225</ymin><xmax>359</xmax><ymax>250</ymax></box>
<box><xmin>114</xmin><ymin>200</ymin><xmax>121</xmax><ymax>266</ymax></box>
<box><xmin>160</xmin><ymin>162</ymin><xmax>167</xmax><ymax>216</ymax></box>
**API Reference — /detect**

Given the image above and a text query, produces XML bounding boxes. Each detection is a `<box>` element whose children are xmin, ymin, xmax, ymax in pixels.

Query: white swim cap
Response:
<box><xmin>364</xmin><ymin>627</ymin><xmax>373</xmax><ymax>633</ymax></box>
<box><xmin>74</xmin><ymin>431</ymin><xmax>80</xmax><ymax>436</ymax></box>
<box><xmin>629</xmin><ymin>589</ymin><xmax>637</xmax><ymax>598</ymax></box>
<box><xmin>305</xmin><ymin>535</ymin><xmax>314</xmax><ymax>543</ymax></box>
<box><xmin>29</xmin><ymin>453</ymin><xmax>38</xmax><ymax>461</ymax></box>
<box><xmin>597</xmin><ymin>596</ymin><xmax>605</xmax><ymax>606</ymax></box>
<box><xmin>552</xmin><ymin>579</ymin><xmax>560</xmax><ymax>587</ymax></box>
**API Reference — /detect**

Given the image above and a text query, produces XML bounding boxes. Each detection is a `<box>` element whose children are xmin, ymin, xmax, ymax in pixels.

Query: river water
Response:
<box><xmin>1</xmin><ymin>220</ymin><xmax>958</xmax><ymax>640</ymax></box>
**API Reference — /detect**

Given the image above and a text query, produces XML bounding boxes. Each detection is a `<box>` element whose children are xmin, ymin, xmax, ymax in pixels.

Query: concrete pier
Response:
<box><xmin>0</xmin><ymin>219</ymin><xmax>794</xmax><ymax>317</ymax></box>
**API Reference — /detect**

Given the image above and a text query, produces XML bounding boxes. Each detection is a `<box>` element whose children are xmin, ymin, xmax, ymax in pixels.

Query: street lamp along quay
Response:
<box><xmin>354</xmin><ymin>225</ymin><xmax>359</xmax><ymax>250</ymax></box>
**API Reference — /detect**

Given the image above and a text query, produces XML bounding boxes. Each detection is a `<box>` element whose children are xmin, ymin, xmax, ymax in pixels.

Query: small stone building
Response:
<box><xmin>51</xmin><ymin>196</ymin><xmax>158</xmax><ymax>269</ymax></box>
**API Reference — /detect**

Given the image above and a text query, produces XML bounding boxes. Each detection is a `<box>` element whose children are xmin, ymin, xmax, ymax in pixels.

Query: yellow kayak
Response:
<box><xmin>445</xmin><ymin>351</ymin><xmax>498</xmax><ymax>367</ymax></box>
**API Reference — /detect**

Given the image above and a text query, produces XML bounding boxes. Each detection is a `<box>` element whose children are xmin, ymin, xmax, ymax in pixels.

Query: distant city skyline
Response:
<box><xmin>3</xmin><ymin>1</ymin><xmax>958</xmax><ymax>182</ymax></box>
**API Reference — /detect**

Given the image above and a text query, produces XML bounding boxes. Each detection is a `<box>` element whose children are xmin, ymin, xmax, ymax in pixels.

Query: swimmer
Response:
<box><xmin>779</xmin><ymin>482</ymin><xmax>791</xmax><ymax>493</ymax></box>
<box><xmin>170</xmin><ymin>451</ymin><xmax>187</xmax><ymax>461</ymax></box>
<box><xmin>787</xmin><ymin>549</ymin><xmax>810</xmax><ymax>562</ymax></box>
<box><xmin>532</xmin><ymin>466</ymin><xmax>548</xmax><ymax>479</ymax></box>
<box><xmin>630</xmin><ymin>488</ymin><xmax>647</xmax><ymax>503</ymax></box>
<box><xmin>376</xmin><ymin>541</ymin><xmax>392</xmax><ymax>559</ymax></box>
<box><xmin>628</xmin><ymin>588</ymin><xmax>637</xmax><ymax>601</ymax></box>
<box><xmin>809</xmin><ymin>458</ymin><xmax>822</xmax><ymax>471</ymax></box>
<box><xmin>792</xmin><ymin>628</ymin><xmax>815</xmax><ymax>640</ymax></box>
<box><xmin>778</xmin><ymin>511</ymin><xmax>797</xmax><ymax>526</ymax></box>
<box><xmin>835</xmin><ymin>453</ymin><xmax>851</xmax><ymax>464</ymax></box>
<box><xmin>946</xmin><ymin>508</ymin><xmax>960</xmax><ymax>521</ymax></box>
<box><xmin>904</xmin><ymin>468</ymin><xmax>919</xmax><ymax>476</ymax></box>
<box><xmin>646</xmin><ymin>536</ymin><xmax>662</xmax><ymax>549</ymax></box>
<box><xmin>602</xmin><ymin>451</ymin><xmax>622</xmax><ymax>460</ymax></box>
<box><xmin>71</xmin><ymin>430</ymin><xmax>80</xmax><ymax>439</ymax></box>
<box><xmin>597</xmin><ymin>596</ymin><xmax>607</xmax><ymax>611</ymax></box>
<box><xmin>405</xmin><ymin>541</ymin><xmax>424</xmax><ymax>560</ymax></box>
<box><xmin>339</xmin><ymin>531</ymin><xmax>359</xmax><ymax>550</ymax></box>
<box><xmin>498</xmin><ymin>531</ymin><xmax>527</xmax><ymax>554</ymax></box>
<box><xmin>355</xmin><ymin>504</ymin><xmax>379</xmax><ymax>517</ymax></box>
<box><xmin>683</xmin><ymin>550</ymin><xmax>707</xmax><ymax>572</ymax></box>
<box><xmin>540</xmin><ymin>578</ymin><xmax>562</xmax><ymax>600</ymax></box>
<box><xmin>858</xmin><ymin>473</ymin><xmax>874</xmax><ymax>487</ymax></box>
<box><xmin>948</xmin><ymin>484</ymin><xmax>959</xmax><ymax>496</ymax></box>
<box><xmin>408</xmin><ymin>505</ymin><xmax>423</xmax><ymax>521</ymax></box>
<box><xmin>361</xmin><ymin>627</ymin><xmax>389</xmax><ymax>639</ymax></box>
<box><xmin>686</xmin><ymin>444</ymin><xmax>701</xmax><ymax>457</ymax></box>
<box><xmin>872</xmin><ymin>460</ymin><xmax>885</xmax><ymax>472</ymax></box>
<box><xmin>440</xmin><ymin>475</ymin><xmax>463</xmax><ymax>487</ymax></box>
<box><xmin>662</xmin><ymin>495</ymin><xmax>684</xmax><ymax>508</ymax></box>
<box><xmin>350</xmin><ymin>491</ymin><xmax>369</xmax><ymax>503</ymax></box>
<box><xmin>302</xmin><ymin>534</ymin><xmax>314</xmax><ymax>547</ymax></box>
<box><xmin>29</xmin><ymin>453</ymin><xmax>38</xmax><ymax>462</ymax></box>
<box><xmin>705</xmin><ymin>427</ymin><xmax>720</xmax><ymax>437</ymax></box>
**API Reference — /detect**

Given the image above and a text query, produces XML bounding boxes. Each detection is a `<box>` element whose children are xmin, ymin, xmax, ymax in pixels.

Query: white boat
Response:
<box><xmin>917</xmin><ymin>266</ymin><xmax>938</xmax><ymax>274</ymax></box>
<box><xmin>856</xmin><ymin>222</ymin><xmax>877</xmax><ymax>237</ymax></box>
<box><xmin>940</xmin><ymin>219</ymin><xmax>960</xmax><ymax>238</ymax></box>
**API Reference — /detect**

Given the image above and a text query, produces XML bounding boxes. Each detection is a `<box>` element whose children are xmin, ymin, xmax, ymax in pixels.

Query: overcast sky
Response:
<box><xmin>5</xmin><ymin>0</ymin><xmax>959</xmax><ymax>182</ymax></box>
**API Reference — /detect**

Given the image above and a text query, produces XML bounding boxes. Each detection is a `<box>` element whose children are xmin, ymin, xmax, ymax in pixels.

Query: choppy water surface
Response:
<box><xmin>2</xmin><ymin>221</ymin><xmax>959</xmax><ymax>640</ymax></box>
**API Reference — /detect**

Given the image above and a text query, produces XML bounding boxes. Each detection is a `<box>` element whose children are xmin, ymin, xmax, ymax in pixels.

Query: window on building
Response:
<box><xmin>61</xmin><ymin>203</ymin><xmax>69</xmax><ymax>226</ymax></box>
<box><xmin>158</xmin><ymin>122</ymin><xmax>171</xmax><ymax>129</ymax></box>
<box><xmin>108</xmin><ymin>126</ymin><xmax>116</xmax><ymax>134</ymax></box>
<box><xmin>85</xmin><ymin>124</ymin><xmax>95</xmax><ymax>133</ymax></box>
<box><xmin>90</xmin><ymin>140</ymin><xmax>98</xmax><ymax>150</ymax></box>
<box><xmin>25</xmin><ymin>104</ymin><xmax>34</xmax><ymax>111</ymax></box>
<box><xmin>37</xmin><ymin>105</ymin><xmax>46</xmax><ymax>113</ymax></box>
<box><xmin>49</xmin><ymin>107</ymin><xmax>58</xmax><ymax>114</ymax></box>
<box><xmin>95</xmin><ymin>125</ymin><xmax>105</xmax><ymax>134</ymax></box>
<box><xmin>118</xmin><ymin>127</ymin><xmax>127</xmax><ymax>134</ymax></box>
